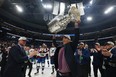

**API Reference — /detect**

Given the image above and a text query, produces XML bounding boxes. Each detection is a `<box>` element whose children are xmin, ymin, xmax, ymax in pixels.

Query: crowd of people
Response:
<box><xmin>0</xmin><ymin>38</ymin><xmax>116</xmax><ymax>77</ymax></box>
<box><xmin>0</xmin><ymin>23</ymin><xmax>116</xmax><ymax>77</ymax></box>
<box><xmin>0</xmin><ymin>38</ymin><xmax>58</xmax><ymax>77</ymax></box>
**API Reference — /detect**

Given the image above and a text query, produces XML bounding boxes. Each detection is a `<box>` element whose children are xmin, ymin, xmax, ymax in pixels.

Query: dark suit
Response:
<box><xmin>91</xmin><ymin>50</ymin><xmax>104</xmax><ymax>77</ymax></box>
<box><xmin>54</xmin><ymin>28</ymin><xmax>80</xmax><ymax>77</ymax></box>
<box><xmin>104</xmin><ymin>47</ymin><xmax>116</xmax><ymax>77</ymax></box>
<box><xmin>3</xmin><ymin>45</ymin><xmax>28</xmax><ymax>77</ymax></box>
<box><xmin>75</xmin><ymin>48</ymin><xmax>90</xmax><ymax>77</ymax></box>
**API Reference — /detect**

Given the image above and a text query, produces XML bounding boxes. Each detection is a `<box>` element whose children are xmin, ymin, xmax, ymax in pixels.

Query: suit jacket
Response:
<box><xmin>3</xmin><ymin>45</ymin><xmax>28</xmax><ymax>77</ymax></box>
<box><xmin>104</xmin><ymin>47</ymin><xmax>116</xmax><ymax>68</ymax></box>
<box><xmin>54</xmin><ymin>28</ymin><xmax>80</xmax><ymax>77</ymax></box>
<box><xmin>76</xmin><ymin>48</ymin><xmax>90</xmax><ymax>65</ymax></box>
<box><xmin>90</xmin><ymin>50</ymin><xmax>103</xmax><ymax>66</ymax></box>
<box><xmin>106</xmin><ymin>47</ymin><xmax>116</xmax><ymax>63</ymax></box>
<box><xmin>110</xmin><ymin>47</ymin><xmax>116</xmax><ymax>63</ymax></box>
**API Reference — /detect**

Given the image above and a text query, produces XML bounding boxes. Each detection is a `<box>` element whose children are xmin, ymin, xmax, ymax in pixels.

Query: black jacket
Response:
<box><xmin>104</xmin><ymin>47</ymin><xmax>116</xmax><ymax>64</ymax></box>
<box><xmin>90</xmin><ymin>50</ymin><xmax>103</xmax><ymax>66</ymax></box>
<box><xmin>54</xmin><ymin>28</ymin><xmax>80</xmax><ymax>77</ymax></box>
<box><xmin>110</xmin><ymin>47</ymin><xmax>116</xmax><ymax>62</ymax></box>
<box><xmin>3</xmin><ymin>45</ymin><xmax>28</xmax><ymax>77</ymax></box>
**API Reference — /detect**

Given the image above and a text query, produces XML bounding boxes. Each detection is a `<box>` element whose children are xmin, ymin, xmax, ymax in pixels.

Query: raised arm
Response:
<box><xmin>71</xmin><ymin>22</ymin><xmax>80</xmax><ymax>52</ymax></box>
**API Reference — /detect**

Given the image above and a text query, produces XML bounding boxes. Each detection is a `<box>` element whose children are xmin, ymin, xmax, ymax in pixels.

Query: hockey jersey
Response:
<box><xmin>37</xmin><ymin>48</ymin><xmax>47</xmax><ymax>57</ymax></box>
<box><xmin>49</xmin><ymin>47</ymin><xmax>56</xmax><ymax>57</ymax></box>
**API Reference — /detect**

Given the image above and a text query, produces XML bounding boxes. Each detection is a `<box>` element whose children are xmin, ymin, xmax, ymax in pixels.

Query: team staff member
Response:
<box><xmin>24</xmin><ymin>46</ymin><xmax>33</xmax><ymax>77</ymax></box>
<box><xmin>91</xmin><ymin>43</ymin><xmax>104</xmax><ymax>77</ymax></box>
<box><xmin>84</xmin><ymin>44</ymin><xmax>91</xmax><ymax>77</ymax></box>
<box><xmin>3</xmin><ymin>37</ymin><xmax>37</xmax><ymax>77</ymax></box>
<box><xmin>54</xmin><ymin>22</ymin><xmax>80</xmax><ymax>77</ymax></box>
<box><xmin>102</xmin><ymin>41</ymin><xmax>116</xmax><ymax>77</ymax></box>
<box><xmin>76</xmin><ymin>42</ymin><xmax>90</xmax><ymax>77</ymax></box>
<box><xmin>49</xmin><ymin>43</ymin><xmax>56</xmax><ymax>74</ymax></box>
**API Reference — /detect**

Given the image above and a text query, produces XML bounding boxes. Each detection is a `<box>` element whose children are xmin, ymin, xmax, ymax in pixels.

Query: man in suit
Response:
<box><xmin>3</xmin><ymin>37</ymin><xmax>37</xmax><ymax>77</ymax></box>
<box><xmin>75</xmin><ymin>42</ymin><xmax>90</xmax><ymax>77</ymax></box>
<box><xmin>53</xmin><ymin>22</ymin><xmax>80</xmax><ymax>77</ymax></box>
<box><xmin>90</xmin><ymin>43</ymin><xmax>104</xmax><ymax>77</ymax></box>
<box><xmin>102</xmin><ymin>41</ymin><xmax>116</xmax><ymax>77</ymax></box>
<box><xmin>23</xmin><ymin>46</ymin><xmax>33</xmax><ymax>77</ymax></box>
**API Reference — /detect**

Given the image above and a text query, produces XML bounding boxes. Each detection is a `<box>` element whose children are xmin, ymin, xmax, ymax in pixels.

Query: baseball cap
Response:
<box><xmin>106</xmin><ymin>41</ymin><xmax>115</xmax><ymax>46</ymax></box>
<box><xmin>18</xmin><ymin>37</ymin><xmax>27</xmax><ymax>41</ymax></box>
<box><xmin>95</xmin><ymin>43</ymin><xmax>100</xmax><ymax>46</ymax></box>
<box><xmin>79</xmin><ymin>42</ymin><xmax>84</xmax><ymax>45</ymax></box>
<box><xmin>63</xmin><ymin>35</ymin><xmax>71</xmax><ymax>40</ymax></box>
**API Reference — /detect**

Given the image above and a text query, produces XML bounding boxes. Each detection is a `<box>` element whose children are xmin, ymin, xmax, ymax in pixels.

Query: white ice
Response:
<box><xmin>26</xmin><ymin>57</ymin><xmax>101</xmax><ymax>77</ymax></box>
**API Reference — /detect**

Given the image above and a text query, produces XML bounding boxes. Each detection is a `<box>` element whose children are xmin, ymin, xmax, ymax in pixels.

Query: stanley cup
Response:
<box><xmin>48</xmin><ymin>6</ymin><xmax>81</xmax><ymax>33</ymax></box>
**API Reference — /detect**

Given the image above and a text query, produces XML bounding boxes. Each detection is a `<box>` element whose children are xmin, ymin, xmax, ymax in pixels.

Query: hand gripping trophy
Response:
<box><xmin>48</xmin><ymin>6</ymin><xmax>81</xmax><ymax>33</ymax></box>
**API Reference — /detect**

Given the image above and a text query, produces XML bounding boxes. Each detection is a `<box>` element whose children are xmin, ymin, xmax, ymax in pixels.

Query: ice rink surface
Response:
<box><xmin>26</xmin><ymin>57</ymin><xmax>100</xmax><ymax>77</ymax></box>
<box><xmin>26</xmin><ymin>64</ymin><xmax>56</xmax><ymax>77</ymax></box>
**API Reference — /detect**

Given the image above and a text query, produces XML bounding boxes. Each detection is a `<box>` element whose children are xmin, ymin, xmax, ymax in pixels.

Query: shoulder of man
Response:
<box><xmin>111</xmin><ymin>47</ymin><xmax>116</xmax><ymax>52</ymax></box>
<box><xmin>11</xmin><ymin>45</ymin><xmax>18</xmax><ymax>48</ymax></box>
<box><xmin>10</xmin><ymin>45</ymin><xmax>21</xmax><ymax>51</ymax></box>
<box><xmin>55</xmin><ymin>46</ymin><xmax>62</xmax><ymax>53</ymax></box>
<box><xmin>83</xmin><ymin>48</ymin><xmax>90</xmax><ymax>52</ymax></box>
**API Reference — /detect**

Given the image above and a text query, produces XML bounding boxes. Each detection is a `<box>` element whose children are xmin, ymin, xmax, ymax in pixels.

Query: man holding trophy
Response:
<box><xmin>48</xmin><ymin>6</ymin><xmax>81</xmax><ymax>77</ymax></box>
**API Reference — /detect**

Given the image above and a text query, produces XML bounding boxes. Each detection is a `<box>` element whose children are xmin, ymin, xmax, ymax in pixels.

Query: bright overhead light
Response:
<box><xmin>87</xmin><ymin>16</ymin><xmax>93</xmax><ymax>21</ymax></box>
<box><xmin>59</xmin><ymin>2</ymin><xmax>65</xmax><ymax>15</ymax></box>
<box><xmin>43</xmin><ymin>4</ymin><xmax>52</xmax><ymax>9</ymax></box>
<box><xmin>41</xmin><ymin>0</ymin><xmax>43</xmax><ymax>2</ymax></box>
<box><xmin>15</xmin><ymin>5</ymin><xmax>23</xmax><ymax>12</ymax></box>
<box><xmin>77</xmin><ymin>2</ymin><xmax>85</xmax><ymax>16</ymax></box>
<box><xmin>90</xmin><ymin>0</ymin><xmax>93</xmax><ymax>5</ymax></box>
<box><xmin>52</xmin><ymin>1</ymin><xmax>59</xmax><ymax>15</ymax></box>
<box><xmin>104</xmin><ymin>6</ymin><xmax>114</xmax><ymax>14</ymax></box>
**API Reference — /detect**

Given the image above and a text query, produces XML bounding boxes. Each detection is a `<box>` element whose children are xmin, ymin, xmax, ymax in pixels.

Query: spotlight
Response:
<box><xmin>15</xmin><ymin>5</ymin><xmax>23</xmax><ymax>12</ymax></box>
<box><xmin>52</xmin><ymin>1</ymin><xmax>59</xmax><ymax>15</ymax></box>
<box><xmin>104</xmin><ymin>6</ymin><xmax>114</xmax><ymax>14</ymax></box>
<box><xmin>87</xmin><ymin>16</ymin><xmax>92</xmax><ymax>21</ymax></box>
<box><xmin>77</xmin><ymin>2</ymin><xmax>85</xmax><ymax>16</ymax></box>
<box><xmin>43</xmin><ymin>4</ymin><xmax>52</xmax><ymax>10</ymax></box>
<box><xmin>59</xmin><ymin>2</ymin><xmax>65</xmax><ymax>15</ymax></box>
<box><xmin>90</xmin><ymin>0</ymin><xmax>93</xmax><ymax>5</ymax></box>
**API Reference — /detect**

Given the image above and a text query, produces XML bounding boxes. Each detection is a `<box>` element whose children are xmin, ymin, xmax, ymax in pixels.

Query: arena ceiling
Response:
<box><xmin>0</xmin><ymin>0</ymin><xmax>116</xmax><ymax>41</ymax></box>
